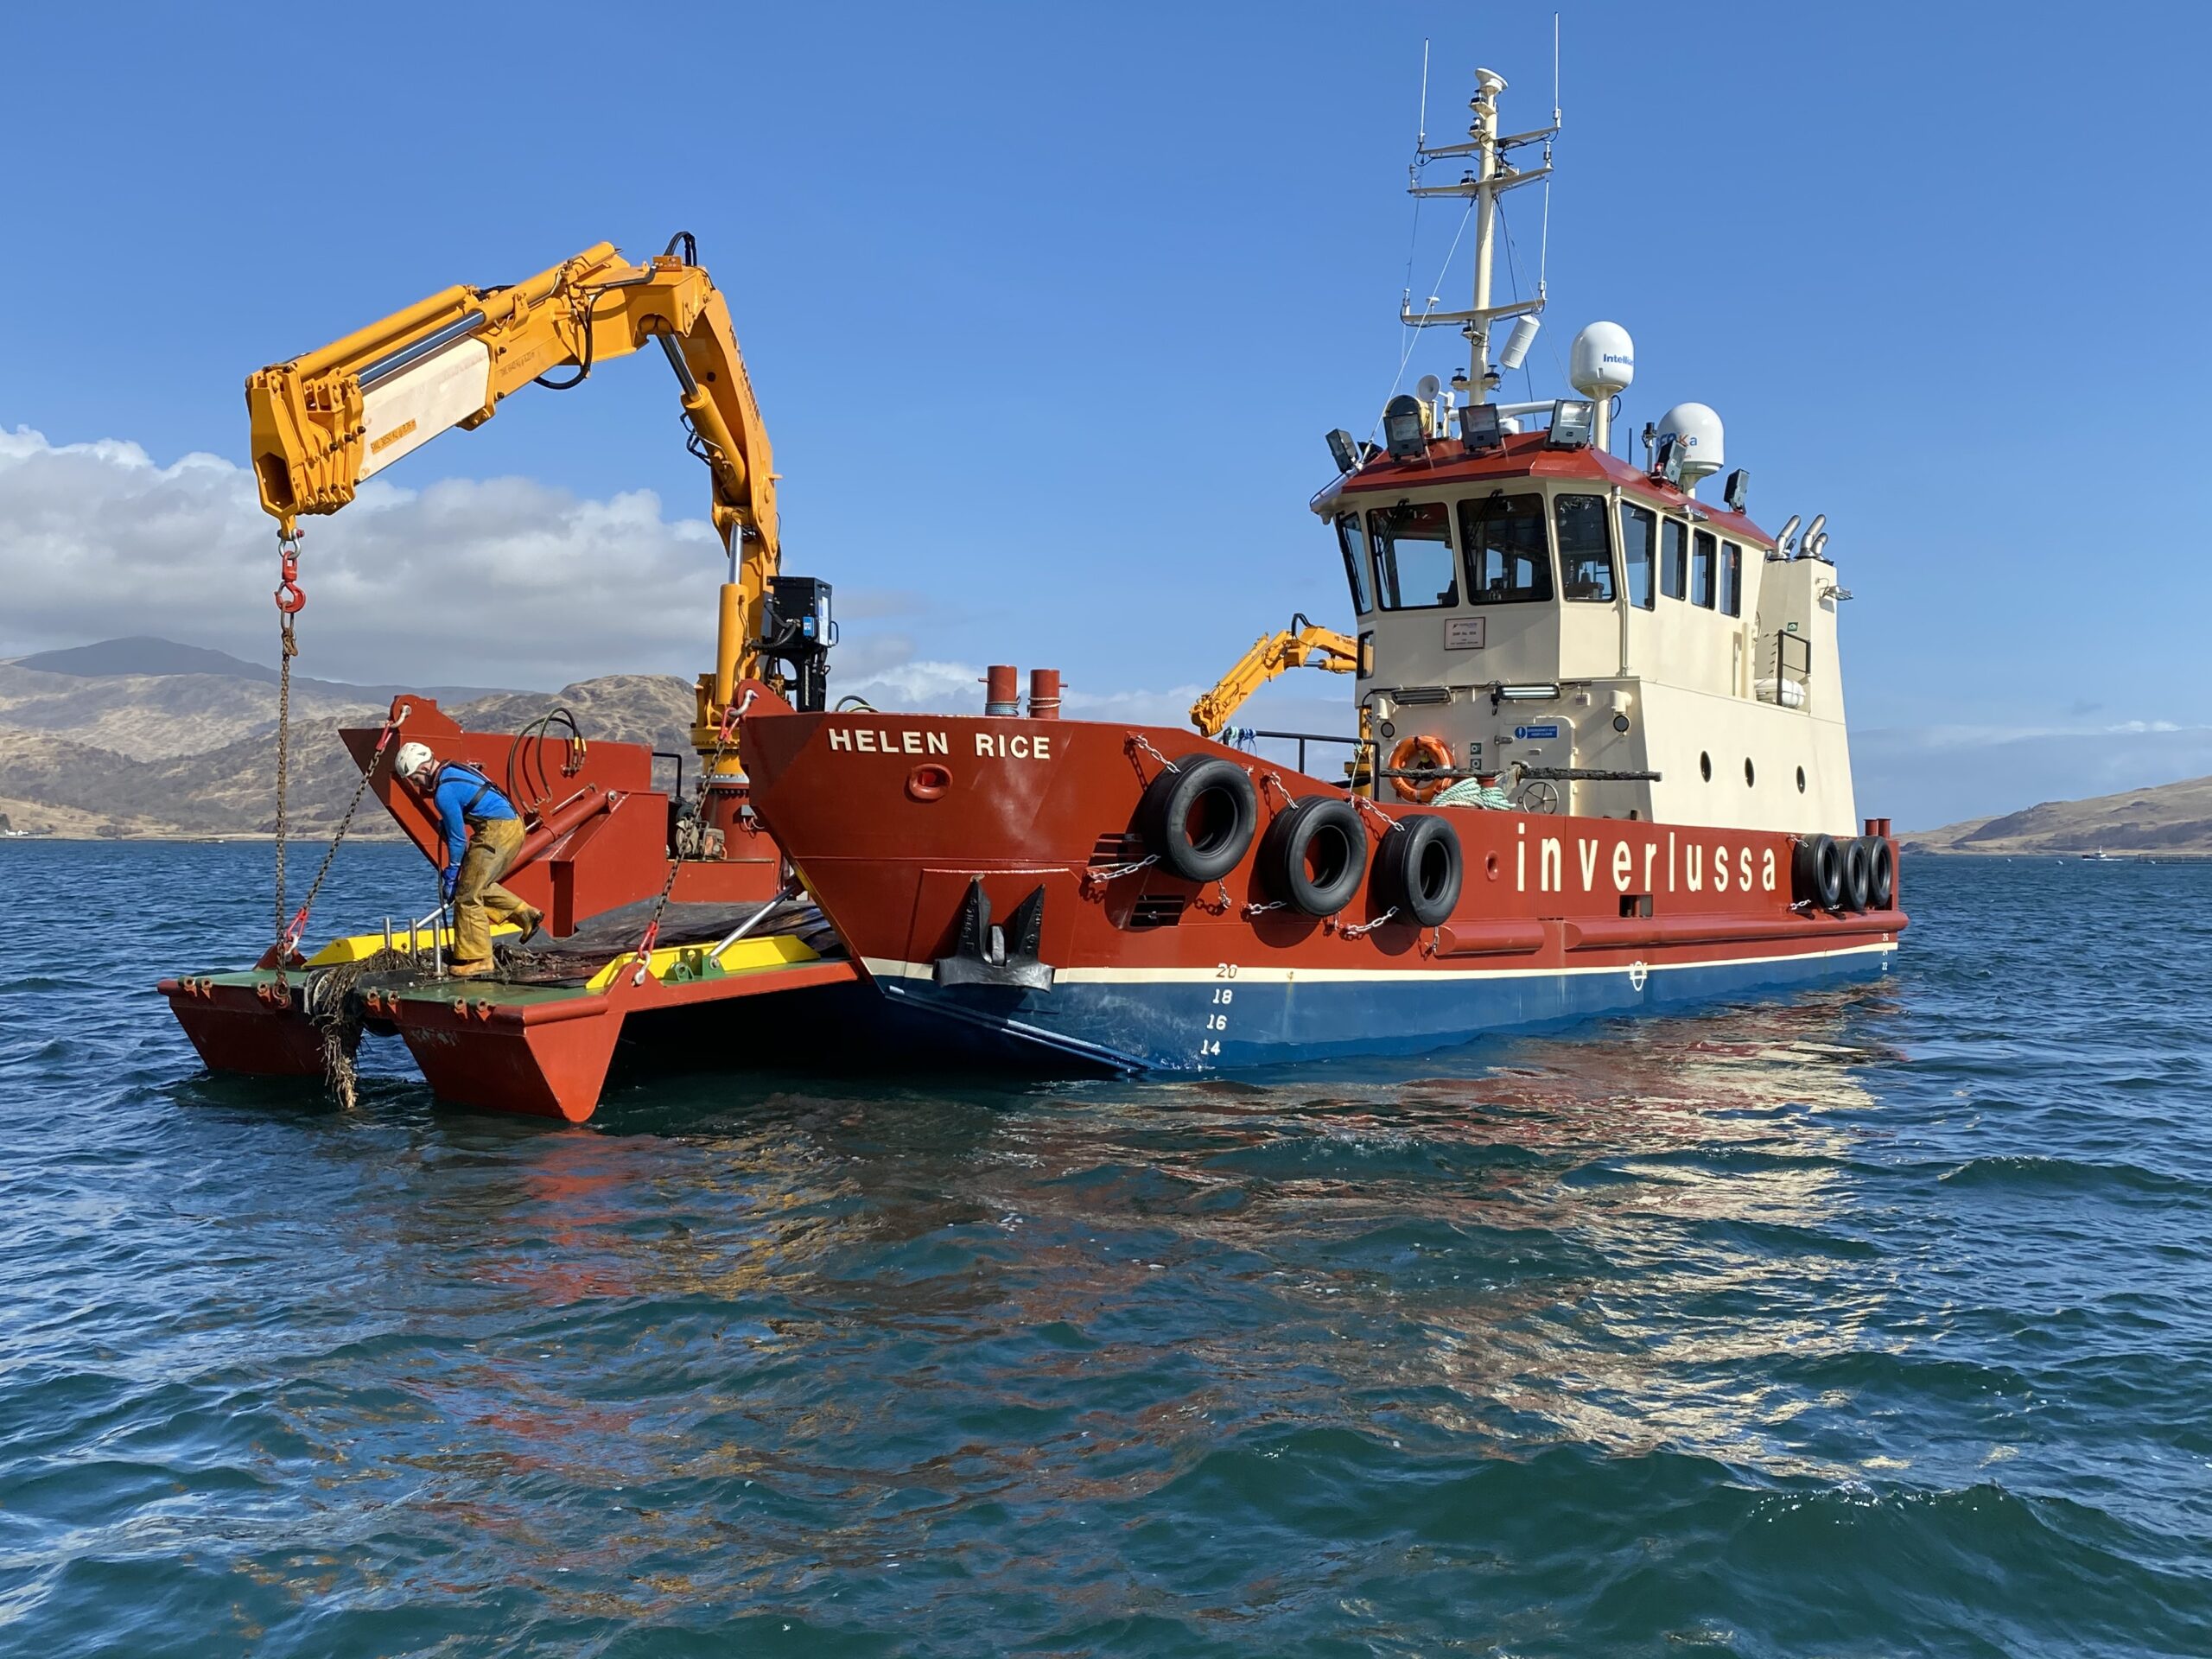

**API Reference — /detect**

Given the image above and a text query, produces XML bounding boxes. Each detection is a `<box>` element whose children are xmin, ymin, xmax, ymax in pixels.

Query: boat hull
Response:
<box><xmin>855</xmin><ymin>937</ymin><xmax>1895</xmax><ymax>1072</ymax></box>
<box><xmin>739</xmin><ymin>709</ymin><xmax>1906</xmax><ymax>1076</ymax></box>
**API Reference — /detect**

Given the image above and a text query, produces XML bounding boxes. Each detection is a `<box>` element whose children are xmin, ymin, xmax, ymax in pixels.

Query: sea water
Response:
<box><xmin>0</xmin><ymin>842</ymin><xmax>2206</xmax><ymax>1656</ymax></box>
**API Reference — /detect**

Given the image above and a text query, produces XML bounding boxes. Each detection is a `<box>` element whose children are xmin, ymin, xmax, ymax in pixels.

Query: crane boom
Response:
<box><xmin>244</xmin><ymin>236</ymin><xmax>791</xmax><ymax>764</ymax></box>
<box><xmin>1189</xmin><ymin>615</ymin><xmax>1360</xmax><ymax>738</ymax></box>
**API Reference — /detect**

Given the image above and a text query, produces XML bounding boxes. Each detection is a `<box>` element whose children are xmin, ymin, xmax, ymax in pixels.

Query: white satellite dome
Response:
<box><xmin>1656</xmin><ymin>402</ymin><xmax>1725</xmax><ymax>489</ymax></box>
<box><xmin>1569</xmin><ymin>322</ymin><xmax>1635</xmax><ymax>399</ymax></box>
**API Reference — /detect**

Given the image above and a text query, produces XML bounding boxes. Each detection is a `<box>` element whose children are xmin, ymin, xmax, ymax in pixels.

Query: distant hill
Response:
<box><xmin>16</xmin><ymin>637</ymin><xmax>279</xmax><ymax>681</ymax></box>
<box><xmin>1904</xmin><ymin>774</ymin><xmax>2212</xmax><ymax>855</ymax></box>
<box><xmin>6</xmin><ymin>635</ymin><xmax>528</xmax><ymax>706</ymax></box>
<box><xmin>0</xmin><ymin>637</ymin><xmax>690</xmax><ymax>839</ymax></box>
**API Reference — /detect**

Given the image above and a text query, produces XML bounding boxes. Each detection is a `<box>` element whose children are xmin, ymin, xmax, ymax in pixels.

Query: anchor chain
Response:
<box><xmin>279</xmin><ymin>703</ymin><xmax>410</xmax><ymax>961</ymax></box>
<box><xmin>628</xmin><ymin>688</ymin><xmax>753</xmax><ymax>984</ymax></box>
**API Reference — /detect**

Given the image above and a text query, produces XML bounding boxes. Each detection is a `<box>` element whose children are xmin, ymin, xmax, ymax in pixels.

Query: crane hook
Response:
<box><xmin>275</xmin><ymin>531</ymin><xmax>306</xmax><ymax>614</ymax></box>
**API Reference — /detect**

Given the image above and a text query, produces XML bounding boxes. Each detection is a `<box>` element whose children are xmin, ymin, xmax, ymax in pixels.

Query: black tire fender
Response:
<box><xmin>1840</xmin><ymin>837</ymin><xmax>1872</xmax><ymax>912</ymax></box>
<box><xmin>1257</xmin><ymin>796</ymin><xmax>1369</xmax><ymax>918</ymax></box>
<box><xmin>1372</xmin><ymin>813</ymin><xmax>1463</xmax><ymax>927</ymax></box>
<box><xmin>1862</xmin><ymin>836</ymin><xmax>1896</xmax><ymax>911</ymax></box>
<box><xmin>1792</xmin><ymin>833</ymin><xmax>1845</xmax><ymax>911</ymax></box>
<box><xmin>1137</xmin><ymin>754</ymin><xmax>1258</xmax><ymax>883</ymax></box>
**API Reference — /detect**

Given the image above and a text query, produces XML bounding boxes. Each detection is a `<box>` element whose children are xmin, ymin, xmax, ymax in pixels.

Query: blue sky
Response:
<box><xmin>4</xmin><ymin>2</ymin><xmax>2208</xmax><ymax>826</ymax></box>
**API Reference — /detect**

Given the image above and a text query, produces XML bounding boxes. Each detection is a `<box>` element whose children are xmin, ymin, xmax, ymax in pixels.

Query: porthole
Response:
<box><xmin>1745</xmin><ymin>758</ymin><xmax>1756</xmax><ymax>786</ymax></box>
<box><xmin>1796</xmin><ymin>766</ymin><xmax>1807</xmax><ymax>793</ymax></box>
<box><xmin>1700</xmin><ymin>751</ymin><xmax>1712</xmax><ymax>782</ymax></box>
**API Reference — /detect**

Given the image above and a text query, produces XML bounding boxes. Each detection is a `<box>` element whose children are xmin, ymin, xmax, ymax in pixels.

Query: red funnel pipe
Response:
<box><xmin>1027</xmin><ymin>668</ymin><xmax>1061</xmax><ymax>719</ymax></box>
<box><xmin>984</xmin><ymin>664</ymin><xmax>1020</xmax><ymax>716</ymax></box>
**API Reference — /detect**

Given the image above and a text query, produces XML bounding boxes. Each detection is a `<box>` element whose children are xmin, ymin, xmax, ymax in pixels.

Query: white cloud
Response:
<box><xmin>0</xmin><ymin>425</ymin><xmax>715</xmax><ymax>690</ymax></box>
<box><xmin>0</xmin><ymin>427</ymin><xmax>1239</xmax><ymax>727</ymax></box>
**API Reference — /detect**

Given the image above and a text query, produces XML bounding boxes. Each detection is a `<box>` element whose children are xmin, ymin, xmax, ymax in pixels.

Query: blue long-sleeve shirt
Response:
<box><xmin>429</xmin><ymin>764</ymin><xmax>518</xmax><ymax>867</ymax></box>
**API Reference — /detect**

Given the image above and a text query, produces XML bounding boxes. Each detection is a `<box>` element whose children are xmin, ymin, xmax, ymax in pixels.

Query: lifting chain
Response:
<box><xmin>278</xmin><ymin>704</ymin><xmax>411</xmax><ymax>962</ymax></box>
<box><xmin>270</xmin><ymin>530</ymin><xmax>306</xmax><ymax>1000</ymax></box>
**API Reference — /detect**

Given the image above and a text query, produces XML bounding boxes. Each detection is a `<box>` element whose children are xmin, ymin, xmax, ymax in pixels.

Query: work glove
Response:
<box><xmin>442</xmin><ymin>864</ymin><xmax>459</xmax><ymax>900</ymax></box>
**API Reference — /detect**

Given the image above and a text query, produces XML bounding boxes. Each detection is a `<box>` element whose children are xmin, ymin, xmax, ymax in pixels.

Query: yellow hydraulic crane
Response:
<box><xmin>244</xmin><ymin>233</ymin><xmax>810</xmax><ymax>774</ymax></box>
<box><xmin>1189</xmin><ymin>613</ymin><xmax>1361</xmax><ymax>738</ymax></box>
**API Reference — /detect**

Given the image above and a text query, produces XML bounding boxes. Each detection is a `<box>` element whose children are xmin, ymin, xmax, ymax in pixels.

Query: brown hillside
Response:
<box><xmin>0</xmin><ymin>664</ymin><xmax>379</xmax><ymax>762</ymax></box>
<box><xmin>1904</xmin><ymin>774</ymin><xmax>2212</xmax><ymax>855</ymax></box>
<box><xmin>0</xmin><ymin>674</ymin><xmax>697</xmax><ymax>838</ymax></box>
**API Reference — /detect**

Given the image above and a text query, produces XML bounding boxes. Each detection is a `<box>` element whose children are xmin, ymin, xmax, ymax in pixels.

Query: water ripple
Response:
<box><xmin>0</xmin><ymin>842</ymin><xmax>2207</xmax><ymax>1654</ymax></box>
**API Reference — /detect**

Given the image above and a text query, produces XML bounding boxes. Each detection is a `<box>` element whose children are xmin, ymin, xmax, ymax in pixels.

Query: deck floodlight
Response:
<box><xmin>1382</xmin><ymin>395</ymin><xmax>1427</xmax><ymax>461</ymax></box>
<box><xmin>1498</xmin><ymin>682</ymin><xmax>1560</xmax><ymax>701</ymax></box>
<box><xmin>1459</xmin><ymin>402</ymin><xmax>1505</xmax><ymax>455</ymax></box>
<box><xmin>1325</xmin><ymin>429</ymin><xmax>1361</xmax><ymax>474</ymax></box>
<box><xmin>1652</xmin><ymin>432</ymin><xmax>1683</xmax><ymax>487</ymax></box>
<box><xmin>1546</xmin><ymin>398</ymin><xmax>1597</xmax><ymax>448</ymax></box>
<box><xmin>1724</xmin><ymin>467</ymin><xmax>1750</xmax><ymax>512</ymax></box>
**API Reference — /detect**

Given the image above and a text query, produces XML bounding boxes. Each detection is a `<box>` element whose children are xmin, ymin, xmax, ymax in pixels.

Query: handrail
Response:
<box><xmin>1232</xmin><ymin>728</ymin><xmax>1370</xmax><ymax>777</ymax></box>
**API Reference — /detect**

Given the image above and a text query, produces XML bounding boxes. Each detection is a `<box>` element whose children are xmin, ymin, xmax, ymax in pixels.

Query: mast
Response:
<box><xmin>1402</xmin><ymin>67</ymin><xmax>1556</xmax><ymax>408</ymax></box>
<box><xmin>1466</xmin><ymin>68</ymin><xmax>1505</xmax><ymax>397</ymax></box>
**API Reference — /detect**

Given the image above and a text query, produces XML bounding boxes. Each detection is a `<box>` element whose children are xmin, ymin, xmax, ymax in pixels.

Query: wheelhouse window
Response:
<box><xmin>1336</xmin><ymin>513</ymin><xmax>1373</xmax><ymax>615</ymax></box>
<box><xmin>1367</xmin><ymin>502</ymin><xmax>1458</xmax><ymax>610</ymax></box>
<box><xmin>1719</xmin><ymin>540</ymin><xmax>1742</xmax><ymax>617</ymax></box>
<box><xmin>1691</xmin><ymin>530</ymin><xmax>1717</xmax><ymax>608</ymax></box>
<box><xmin>1660</xmin><ymin>518</ymin><xmax>1688</xmax><ymax>600</ymax></box>
<box><xmin>1621</xmin><ymin>504</ymin><xmax>1656</xmax><ymax>609</ymax></box>
<box><xmin>1554</xmin><ymin>493</ymin><xmax>1615</xmax><ymax>602</ymax></box>
<box><xmin>1457</xmin><ymin>491</ymin><xmax>1553</xmax><ymax>605</ymax></box>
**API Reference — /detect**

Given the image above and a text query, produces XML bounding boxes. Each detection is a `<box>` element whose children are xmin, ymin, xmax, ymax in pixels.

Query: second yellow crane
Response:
<box><xmin>1188</xmin><ymin>613</ymin><xmax>1361</xmax><ymax>738</ymax></box>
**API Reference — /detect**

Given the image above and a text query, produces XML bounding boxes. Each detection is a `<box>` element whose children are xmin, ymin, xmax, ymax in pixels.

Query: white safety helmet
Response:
<box><xmin>392</xmin><ymin>741</ymin><xmax>435</xmax><ymax>781</ymax></box>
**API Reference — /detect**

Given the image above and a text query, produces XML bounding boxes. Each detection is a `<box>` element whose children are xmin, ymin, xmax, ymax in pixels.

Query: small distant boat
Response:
<box><xmin>2082</xmin><ymin>849</ymin><xmax>2120</xmax><ymax>861</ymax></box>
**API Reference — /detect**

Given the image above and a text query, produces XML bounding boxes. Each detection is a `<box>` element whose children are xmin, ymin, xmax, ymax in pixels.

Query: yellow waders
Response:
<box><xmin>452</xmin><ymin>817</ymin><xmax>530</xmax><ymax>965</ymax></box>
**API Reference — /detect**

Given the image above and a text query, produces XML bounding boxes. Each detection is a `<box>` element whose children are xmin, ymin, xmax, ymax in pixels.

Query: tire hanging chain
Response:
<box><xmin>1350</xmin><ymin>791</ymin><xmax>1402</xmax><ymax>836</ymax></box>
<box><xmin>627</xmin><ymin>689</ymin><xmax>753</xmax><ymax>984</ymax></box>
<box><xmin>270</xmin><ymin>531</ymin><xmax>307</xmax><ymax>1000</ymax></box>
<box><xmin>1126</xmin><ymin>733</ymin><xmax>1179</xmax><ymax>776</ymax></box>
<box><xmin>1338</xmin><ymin>905</ymin><xmax>1399</xmax><ymax>939</ymax></box>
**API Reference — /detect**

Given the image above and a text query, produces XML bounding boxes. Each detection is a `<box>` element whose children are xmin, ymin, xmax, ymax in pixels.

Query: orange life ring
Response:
<box><xmin>1389</xmin><ymin>734</ymin><xmax>1453</xmax><ymax>803</ymax></box>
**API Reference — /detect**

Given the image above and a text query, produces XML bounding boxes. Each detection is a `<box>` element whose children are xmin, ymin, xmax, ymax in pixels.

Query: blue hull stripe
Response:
<box><xmin>862</xmin><ymin>942</ymin><xmax>1897</xmax><ymax>1072</ymax></box>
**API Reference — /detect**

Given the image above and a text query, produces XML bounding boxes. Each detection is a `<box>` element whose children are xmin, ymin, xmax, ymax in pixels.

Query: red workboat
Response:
<box><xmin>738</xmin><ymin>65</ymin><xmax>1905</xmax><ymax>1074</ymax></box>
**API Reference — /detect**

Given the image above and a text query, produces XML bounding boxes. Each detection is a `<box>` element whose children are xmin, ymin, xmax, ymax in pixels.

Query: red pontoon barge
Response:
<box><xmin>161</xmin><ymin>690</ymin><xmax>862</xmax><ymax>1122</ymax></box>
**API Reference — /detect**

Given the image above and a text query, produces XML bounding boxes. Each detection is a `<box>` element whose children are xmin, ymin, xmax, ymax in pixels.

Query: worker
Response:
<box><xmin>391</xmin><ymin>742</ymin><xmax>543</xmax><ymax>977</ymax></box>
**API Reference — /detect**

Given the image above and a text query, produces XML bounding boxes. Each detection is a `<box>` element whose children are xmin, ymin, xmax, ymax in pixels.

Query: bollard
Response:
<box><xmin>1027</xmin><ymin>668</ymin><xmax>1062</xmax><ymax>720</ymax></box>
<box><xmin>984</xmin><ymin>664</ymin><xmax>1020</xmax><ymax>716</ymax></box>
